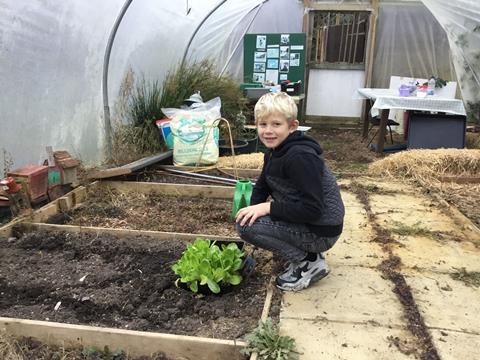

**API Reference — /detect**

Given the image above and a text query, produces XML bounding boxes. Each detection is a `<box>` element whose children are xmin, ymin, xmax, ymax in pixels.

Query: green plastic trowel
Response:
<box><xmin>231</xmin><ymin>179</ymin><xmax>253</xmax><ymax>219</ymax></box>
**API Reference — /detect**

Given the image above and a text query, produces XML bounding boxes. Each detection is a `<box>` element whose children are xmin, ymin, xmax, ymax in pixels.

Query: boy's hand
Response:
<box><xmin>235</xmin><ymin>202</ymin><xmax>270</xmax><ymax>226</ymax></box>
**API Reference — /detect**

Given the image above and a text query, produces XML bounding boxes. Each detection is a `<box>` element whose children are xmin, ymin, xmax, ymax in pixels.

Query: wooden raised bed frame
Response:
<box><xmin>0</xmin><ymin>181</ymin><xmax>272</xmax><ymax>360</ymax></box>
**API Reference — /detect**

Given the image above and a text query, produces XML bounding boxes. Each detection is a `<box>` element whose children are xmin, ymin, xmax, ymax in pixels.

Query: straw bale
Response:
<box><xmin>369</xmin><ymin>149</ymin><xmax>480</xmax><ymax>187</ymax></box>
<box><xmin>217</xmin><ymin>153</ymin><xmax>264</xmax><ymax>170</ymax></box>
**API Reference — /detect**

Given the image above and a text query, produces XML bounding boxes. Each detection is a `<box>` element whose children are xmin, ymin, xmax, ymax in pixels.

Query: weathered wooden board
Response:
<box><xmin>100</xmin><ymin>181</ymin><xmax>235</xmax><ymax>199</ymax></box>
<box><xmin>0</xmin><ymin>317</ymin><xmax>247</xmax><ymax>360</ymax></box>
<box><xmin>88</xmin><ymin>151</ymin><xmax>173</xmax><ymax>180</ymax></box>
<box><xmin>19</xmin><ymin>222</ymin><xmax>241</xmax><ymax>242</ymax></box>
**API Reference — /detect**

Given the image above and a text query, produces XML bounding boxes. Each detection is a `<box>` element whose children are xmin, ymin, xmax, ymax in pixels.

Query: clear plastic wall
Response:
<box><xmin>421</xmin><ymin>0</ymin><xmax>480</xmax><ymax>123</ymax></box>
<box><xmin>372</xmin><ymin>1</ymin><xmax>455</xmax><ymax>88</ymax></box>
<box><xmin>0</xmin><ymin>0</ymin><xmax>477</xmax><ymax>177</ymax></box>
<box><xmin>0</xmin><ymin>0</ymin><xmax>302</xmax><ymax>176</ymax></box>
<box><xmin>1</xmin><ymin>1</ymin><xmax>129</xmax><ymax>175</ymax></box>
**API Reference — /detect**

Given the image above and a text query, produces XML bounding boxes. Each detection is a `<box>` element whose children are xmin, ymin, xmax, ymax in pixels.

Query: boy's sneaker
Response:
<box><xmin>276</xmin><ymin>253</ymin><xmax>329</xmax><ymax>291</ymax></box>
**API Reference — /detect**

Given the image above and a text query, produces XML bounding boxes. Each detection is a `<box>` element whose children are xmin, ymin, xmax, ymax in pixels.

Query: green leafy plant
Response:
<box><xmin>422</xmin><ymin>76</ymin><xmax>447</xmax><ymax>88</ymax></box>
<box><xmin>82</xmin><ymin>345</ymin><xmax>125</xmax><ymax>360</ymax></box>
<box><xmin>240</xmin><ymin>319</ymin><xmax>299</xmax><ymax>360</ymax></box>
<box><xmin>172</xmin><ymin>238</ymin><xmax>244</xmax><ymax>294</ymax></box>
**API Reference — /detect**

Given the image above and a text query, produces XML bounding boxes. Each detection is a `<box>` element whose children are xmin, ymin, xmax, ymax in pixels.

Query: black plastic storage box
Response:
<box><xmin>407</xmin><ymin>112</ymin><xmax>466</xmax><ymax>149</ymax></box>
<box><xmin>280</xmin><ymin>81</ymin><xmax>301</xmax><ymax>96</ymax></box>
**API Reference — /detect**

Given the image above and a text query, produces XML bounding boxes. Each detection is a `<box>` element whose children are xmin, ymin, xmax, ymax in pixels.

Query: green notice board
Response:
<box><xmin>243</xmin><ymin>33</ymin><xmax>306</xmax><ymax>93</ymax></box>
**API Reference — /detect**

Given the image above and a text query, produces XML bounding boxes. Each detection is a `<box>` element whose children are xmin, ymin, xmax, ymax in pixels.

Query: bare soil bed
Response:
<box><xmin>130</xmin><ymin>168</ymin><xmax>240</xmax><ymax>186</ymax></box>
<box><xmin>0</xmin><ymin>229</ymin><xmax>278</xmax><ymax>340</ymax></box>
<box><xmin>48</xmin><ymin>187</ymin><xmax>237</xmax><ymax>237</ymax></box>
<box><xmin>0</xmin><ymin>333</ymin><xmax>170</xmax><ymax>360</ymax></box>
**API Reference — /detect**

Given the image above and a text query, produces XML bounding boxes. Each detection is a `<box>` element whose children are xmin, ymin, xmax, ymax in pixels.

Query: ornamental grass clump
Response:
<box><xmin>111</xmin><ymin>60</ymin><xmax>248</xmax><ymax>165</ymax></box>
<box><xmin>172</xmin><ymin>238</ymin><xmax>244</xmax><ymax>294</ymax></box>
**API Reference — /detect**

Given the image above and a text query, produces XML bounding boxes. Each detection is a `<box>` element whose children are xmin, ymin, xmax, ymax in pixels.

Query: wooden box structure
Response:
<box><xmin>8</xmin><ymin>165</ymin><xmax>49</xmax><ymax>202</ymax></box>
<box><xmin>54</xmin><ymin>150</ymin><xmax>80</xmax><ymax>187</ymax></box>
<box><xmin>0</xmin><ymin>181</ymin><xmax>272</xmax><ymax>360</ymax></box>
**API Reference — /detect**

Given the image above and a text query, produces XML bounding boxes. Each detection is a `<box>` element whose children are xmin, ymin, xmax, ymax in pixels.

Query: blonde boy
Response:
<box><xmin>235</xmin><ymin>92</ymin><xmax>344</xmax><ymax>291</ymax></box>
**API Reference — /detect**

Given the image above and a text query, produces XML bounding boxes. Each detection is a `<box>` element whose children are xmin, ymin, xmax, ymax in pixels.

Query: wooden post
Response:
<box><xmin>361</xmin><ymin>0</ymin><xmax>379</xmax><ymax>136</ymax></box>
<box><xmin>302</xmin><ymin>2</ymin><xmax>311</xmax><ymax>124</ymax></box>
<box><xmin>362</xmin><ymin>98</ymin><xmax>372</xmax><ymax>139</ymax></box>
<box><xmin>364</xmin><ymin>0</ymin><xmax>379</xmax><ymax>88</ymax></box>
<box><xmin>376</xmin><ymin>109</ymin><xmax>389</xmax><ymax>153</ymax></box>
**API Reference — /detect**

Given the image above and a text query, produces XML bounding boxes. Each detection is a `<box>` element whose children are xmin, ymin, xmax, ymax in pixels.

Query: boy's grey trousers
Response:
<box><xmin>236</xmin><ymin>215</ymin><xmax>339</xmax><ymax>262</ymax></box>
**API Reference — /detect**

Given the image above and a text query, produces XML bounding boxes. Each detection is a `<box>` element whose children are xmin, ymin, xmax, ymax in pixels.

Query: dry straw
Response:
<box><xmin>217</xmin><ymin>153</ymin><xmax>264</xmax><ymax>170</ymax></box>
<box><xmin>369</xmin><ymin>149</ymin><xmax>480</xmax><ymax>186</ymax></box>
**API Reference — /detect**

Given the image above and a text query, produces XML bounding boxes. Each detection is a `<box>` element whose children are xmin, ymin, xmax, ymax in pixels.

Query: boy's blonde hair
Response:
<box><xmin>254</xmin><ymin>92</ymin><xmax>298</xmax><ymax>123</ymax></box>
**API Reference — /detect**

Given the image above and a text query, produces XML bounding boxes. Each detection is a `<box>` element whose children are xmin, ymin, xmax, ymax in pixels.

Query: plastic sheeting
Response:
<box><xmin>0</xmin><ymin>0</ymin><xmax>263</xmax><ymax>175</ymax></box>
<box><xmin>372</xmin><ymin>2</ymin><xmax>455</xmax><ymax>89</ymax></box>
<box><xmin>189</xmin><ymin>0</ymin><xmax>304</xmax><ymax>79</ymax></box>
<box><xmin>421</xmin><ymin>0</ymin><xmax>480</xmax><ymax>123</ymax></box>
<box><xmin>0</xmin><ymin>0</ymin><xmax>477</xmax><ymax>176</ymax></box>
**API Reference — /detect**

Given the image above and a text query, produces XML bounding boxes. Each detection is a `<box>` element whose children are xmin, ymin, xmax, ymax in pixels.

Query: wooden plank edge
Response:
<box><xmin>100</xmin><ymin>181</ymin><xmax>235</xmax><ymax>199</ymax></box>
<box><xmin>87</xmin><ymin>151</ymin><xmax>173</xmax><ymax>180</ymax></box>
<box><xmin>0</xmin><ymin>317</ymin><xmax>246</xmax><ymax>360</ymax></box>
<box><xmin>438</xmin><ymin>175</ymin><xmax>480</xmax><ymax>184</ymax></box>
<box><xmin>0</xmin><ymin>217</ymin><xmax>25</xmax><ymax>238</ymax></box>
<box><xmin>18</xmin><ymin>223</ymin><xmax>242</xmax><ymax>242</ymax></box>
<box><xmin>435</xmin><ymin>196</ymin><xmax>480</xmax><ymax>242</ymax></box>
<box><xmin>249</xmin><ymin>278</ymin><xmax>276</xmax><ymax>360</ymax></box>
<box><xmin>217</xmin><ymin>167</ymin><xmax>262</xmax><ymax>179</ymax></box>
<box><xmin>0</xmin><ymin>185</ymin><xmax>91</xmax><ymax>237</ymax></box>
<box><xmin>30</xmin><ymin>186</ymin><xmax>89</xmax><ymax>223</ymax></box>
<box><xmin>128</xmin><ymin>151</ymin><xmax>173</xmax><ymax>172</ymax></box>
<box><xmin>87</xmin><ymin>167</ymin><xmax>132</xmax><ymax>180</ymax></box>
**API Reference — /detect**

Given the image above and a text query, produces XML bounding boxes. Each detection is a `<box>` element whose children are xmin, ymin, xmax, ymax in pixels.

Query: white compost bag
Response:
<box><xmin>162</xmin><ymin>97</ymin><xmax>220</xmax><ymax>166</ymax></box>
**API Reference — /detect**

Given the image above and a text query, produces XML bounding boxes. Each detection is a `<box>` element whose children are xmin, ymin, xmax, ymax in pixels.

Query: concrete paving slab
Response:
<box><xmin>281</xmin><ymin>266</ymin><xmax>404</xmax><ymax>327</ymax></box>
<box><xmin>342</xmin><ymin>209</ymin><xmax>369</xmax><ymax>231</ymax></box>
<box><xmin>404</xmin><ymin>272</ymin><xmax>480</xmax><ymax>334</ymax></box>
<box><xmin>373</xmin><ymin>210</ymin><xmax>462</xmax><ymax>235</ymax></box>
<box><xmin>277</xmin><ymin>176</ymin><xmax>479</xmax><ymax>359</ymax></box>
<box><xmin>360</xmin><ymin>179</ymin><xmax>419</xmax><ymax>196</ymax></box>
<box><xmin>328</xmin><ymin>230</ymin><xmax>385</xmax><ymax>268</ymax></box>
<box><xmin>393</xmin><ymin>235</ymin><xmax>480</xmax><ymax>272</ymax></box>
<box><xmin>340</xmin><ymin>190</ymin><xmax>365</xmax><ymax>212</ymax></box>
<box><xmin>369</xmin><ymin>193</ymin><xmax>433</xmax><ymax>212</ymax></box>
<box><xmin>430</xmin><ymin>329</ymin><xmax>480</xmax><ymax>360</ymax></box>
<box><xmin>280</xmin><ymin>318</ymin><xmax>414</xmax><ymax>360</ymax></box>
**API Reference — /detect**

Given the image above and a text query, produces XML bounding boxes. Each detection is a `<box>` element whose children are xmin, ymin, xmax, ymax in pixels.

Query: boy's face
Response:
<box><xmin>257</xmin><ymin>113</ymin><xmax>299</xmax><ymax>149</ymax></box>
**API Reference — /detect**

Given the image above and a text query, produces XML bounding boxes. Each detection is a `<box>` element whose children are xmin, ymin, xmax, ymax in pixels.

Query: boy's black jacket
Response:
<box><xmin>252</xmin><ymin>131</ymin><xmax>344</xmax><ymax>236</ymax></box>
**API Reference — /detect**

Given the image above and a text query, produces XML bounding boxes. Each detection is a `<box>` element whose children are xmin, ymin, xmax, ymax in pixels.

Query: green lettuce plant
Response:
<box><xmin>172</xmin><ymin>238</ymin><xmax>244</xmax><ymax>294</ymax></box>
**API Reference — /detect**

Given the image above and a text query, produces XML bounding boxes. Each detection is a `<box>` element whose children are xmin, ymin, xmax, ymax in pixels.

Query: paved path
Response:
<box><xmin>279</xmin><ymin>178</ymin><xmax>480</xmax><ymax>360</ymax></box>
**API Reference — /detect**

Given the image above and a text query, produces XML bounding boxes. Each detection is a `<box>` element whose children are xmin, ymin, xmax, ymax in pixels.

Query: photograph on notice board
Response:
<box><xmin>290</xmin><ymin>53</ymin><xmax>300</xmax><ymax>66</ymax></box>
<box><xmin>280</xmin><ymin>46</ymin><xmax>289</xmax><ymax>60</ymax></box>
<box><xmin>267</xmin><ymin>58</ymin><xmax>279</xmax><ymax>69</ymax></box>
<box><xmin>254</xmin><ymin>62</ymin><xmax>266</xmax><ymax>73</ymax></box>
<box><xmin>256</xmin><ymin>35</ymin><xmax>266</xmax><ymax>49</ymax></box>
<box><xmin>279</xmin><ymin>60</ymin><xmax>289</xmax><ymax>73</ymax></box>
<box><xmin>253</xmin><ymin>72</ymin><xmax>265</xmax><ymax>83</ymax></box>
<box><xmin>254</xmin><ymin>51</ymin><xmax>266</xmax><ymax>62</ymax></box>
<box><xmin>267</xmin><ymin>47</ymin><xmax>279</xmax><ymax>58</ymax></box>
<box><xmin>280</xmin><ymin>34</ymin><xmax>290</xmax><ymax>45</ymax></box>
<box><xmin>265</xmin><ymin>69</ymin><xmax>279</xmax><ymax>85</ymax></box>
<box><xmin>279</xmin><ymin>74</ymin><xmax>288</xmax><ymax>81</ymax></box>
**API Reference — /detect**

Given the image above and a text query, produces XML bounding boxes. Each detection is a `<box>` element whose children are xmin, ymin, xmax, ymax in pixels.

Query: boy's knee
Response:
<box><xmin>235</xmin><ymin>222</ymin><xmax>249</xmax><ymax>237</ymax></box>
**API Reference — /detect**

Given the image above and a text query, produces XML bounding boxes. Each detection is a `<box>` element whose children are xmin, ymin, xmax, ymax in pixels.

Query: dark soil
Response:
<box><xmin>0</xmin><ymin>230</ymin><xmax>276</xmax><ymax>340</ymax></box>
<box><xmin>1</xmin><ymin>334</ymin><xmax>169</xmax><ymax>360</ymax></box>
<box><xmin>121</xmin><ymin>168</ymin><xmax>238</xmax><ymax>186</ymax></box>
<box><xmin>308</xmin><ymin>127</ymin><xmax>381</xmax><ymax>173</ymax></box>
<box><xmin>48</xmin><ymin>187</ymin><xmax>237</xmax><ymax>237</ymax></box>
